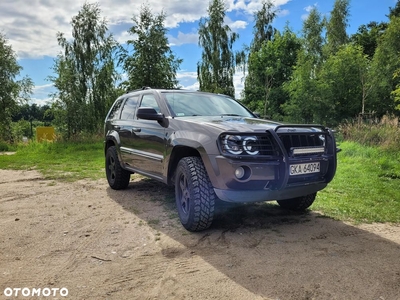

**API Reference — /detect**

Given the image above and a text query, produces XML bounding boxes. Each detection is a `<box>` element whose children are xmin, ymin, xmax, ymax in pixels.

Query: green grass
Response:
<box><xmin>314</xmin><ymin>141</ymin><xmax>400</xmax><ymax>224</ymax></box>
<box><xmin>0</xmin><ymin>139</ymin><xmax>104</xmax><ymax>181</ymax></box>
<box><xmin>0</xmin><ymin>139</ymin><xmax>399</xmax><ymax>223</ymax></box>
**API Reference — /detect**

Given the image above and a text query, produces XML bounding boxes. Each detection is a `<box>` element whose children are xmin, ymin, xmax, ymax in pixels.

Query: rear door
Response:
<box><xmin>105</xmin><ymin>97</ymin><xmax>125</xmax><ymax>150</ymax></box>
<box><xmin>118</xmin><ymin>95</ymin><xmax>140</xmax><ymax>167</ymax></box>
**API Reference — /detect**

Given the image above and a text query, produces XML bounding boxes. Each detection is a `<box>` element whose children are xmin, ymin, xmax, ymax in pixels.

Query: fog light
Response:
<box><xmin>235</xmin><ymin>167</ymin><xmax>245</xmax><ymax>179</ymax></box>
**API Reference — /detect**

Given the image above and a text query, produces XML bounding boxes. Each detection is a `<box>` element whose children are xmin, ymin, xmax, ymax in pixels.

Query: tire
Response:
<box><xmin>175</xmin><ymin>157</ymin><xmax>216</xmax><ymax>231</ymax></box>
<box><xmin>277</xmin><ymin>192</ymin><xmax>317</xmax><ymax>211</ymax></box>
<box><xmin>105</xmin><ymin>146</ymin><xmax>130</xmax><ymax>190</ymax></box>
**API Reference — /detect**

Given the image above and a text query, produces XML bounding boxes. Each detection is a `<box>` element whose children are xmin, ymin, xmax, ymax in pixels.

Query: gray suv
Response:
<box><xmin>104</xmin><ymin>88</ymin><xmax>338</xmax><ymax>231</ymax></box>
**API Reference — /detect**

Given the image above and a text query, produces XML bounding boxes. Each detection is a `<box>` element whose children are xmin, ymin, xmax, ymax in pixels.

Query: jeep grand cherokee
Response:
<box><xmin>104</xmin><ymin>88</ymin><xmax>338</xmax><ymax>231</ymax></box>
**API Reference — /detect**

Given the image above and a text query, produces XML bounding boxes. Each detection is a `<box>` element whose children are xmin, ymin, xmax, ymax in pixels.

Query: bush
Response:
<box><xmin>11</xmin><ymin>119</ymin><xmax>32</xmax><ymax>140</ymax></box>
<box><xmin>0</xmin><ymin>140</ymin><xmax>9</xmax><ymax>151</ymax></box>
<box><xmin>339</xmin><ymin>115</ymin><xmax>400</xmax><ymax>152</ymax></box>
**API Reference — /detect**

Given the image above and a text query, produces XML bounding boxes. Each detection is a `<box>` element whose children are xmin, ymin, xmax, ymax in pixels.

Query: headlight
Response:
<box><xmin>222</xmin><ymin>135</ymin><xmax>243</xmax><ymax>155</ymax></box>
<box><xmin>243</xmin><ymin>136</ymin><xmax>259</xmax><ymax>155</ymax></box>
<box><xmin>221</xmin><ymin>135</ymin><xmax>260</xmax><ymax>155</ymax></box>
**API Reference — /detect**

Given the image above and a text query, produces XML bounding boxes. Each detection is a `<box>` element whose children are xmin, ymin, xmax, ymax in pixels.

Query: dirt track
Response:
<box><xmin>1</xmin><ymin>169</ymin><xmax>400</xmax><ymax>300</ymax></box>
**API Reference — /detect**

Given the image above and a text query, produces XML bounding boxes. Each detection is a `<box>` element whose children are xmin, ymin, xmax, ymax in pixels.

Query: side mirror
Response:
<box><xmin>253</xmin><ymin>112</ymin><xmax>261</xmax><ymax>118</ymax></box>
<box><xmin>137</xmin><ymin>107</ymin><xmax>164</xmax><ymax>121</ymax></box>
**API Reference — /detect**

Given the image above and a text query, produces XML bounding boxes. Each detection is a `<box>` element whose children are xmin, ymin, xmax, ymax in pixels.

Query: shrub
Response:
<box><xmin>339</xmin><ymin>115</ymin><xmax>400</xmax><ymax>152</ymax></box>
<box><xmin>0</xmin><ymin>140</ymin><xmax>9</xmax><ymax>151</ymax></box>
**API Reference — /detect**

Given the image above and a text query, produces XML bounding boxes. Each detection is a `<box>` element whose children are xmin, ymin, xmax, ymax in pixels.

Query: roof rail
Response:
<box><xmin>126</xmin><ymin>86</ymin><xmax>152</xmax><ymax>94</ymax></box>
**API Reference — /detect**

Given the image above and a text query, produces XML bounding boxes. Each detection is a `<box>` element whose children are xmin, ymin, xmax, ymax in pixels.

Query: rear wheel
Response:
<box><xmin>106</xmin><ymin>146</ymin><xmax>130</xmax><ymax>190</ymax></box>
<box><xmin>175</xmin><ymin>157</ymin><xmax>215</xmax><ymax>231</ymax></box>
<box><xmin>277</xmin><ymin>193</ymin><xmax>316</xmax><ymax>211</ymax></box>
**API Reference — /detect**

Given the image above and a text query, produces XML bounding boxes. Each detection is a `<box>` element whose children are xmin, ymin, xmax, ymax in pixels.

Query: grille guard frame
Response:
<box><xmin>216</xmin><ymin>124</ymin><xmax>338</xmax><ymax>191</ymax></box>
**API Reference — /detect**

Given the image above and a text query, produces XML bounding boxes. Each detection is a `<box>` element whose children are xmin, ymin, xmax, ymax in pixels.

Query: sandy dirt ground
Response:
<box><xmin>1</xmin><ymin>169</ymin><xmax>400</xmax><ymax>300</ymax></box>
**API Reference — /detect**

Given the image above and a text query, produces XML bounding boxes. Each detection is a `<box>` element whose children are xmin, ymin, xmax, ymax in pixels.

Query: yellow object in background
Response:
<box><xmin>36</xmin><ymin>127</ymin><xmax>55</xmax><ymax>142</ymax></box>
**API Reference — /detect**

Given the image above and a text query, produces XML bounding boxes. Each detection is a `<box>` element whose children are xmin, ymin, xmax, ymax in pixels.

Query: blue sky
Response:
<box><xmin>0</xmin><ymin>0</ymin><xmax>396</xmax><ymax>105</ymax></box>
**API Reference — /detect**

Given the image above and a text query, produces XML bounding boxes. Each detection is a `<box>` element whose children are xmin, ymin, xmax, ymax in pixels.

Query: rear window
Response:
<box><xmin>120</xmin><ymin>96</ymin><xmax>139</xmax><ymax>119</ymax></box>
<box><xmin>107</xmin><ymin>98</ymin><xmax>124</xmax><ymax>120</ymax></box>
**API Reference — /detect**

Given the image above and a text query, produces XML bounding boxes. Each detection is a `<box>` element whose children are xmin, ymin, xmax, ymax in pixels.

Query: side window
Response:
<box><xmin>120</xmin><ymin>95</ymin><xmax>139</xmax><ymax>119</ymax></box>
<box><xmin>107</xmin><ymin>98</ymin><xmax>124</xmax><ymax>120</ymax></box>
<box><xmin>140</xmin><ymin>94</ymin><xmax>160</xmax><ymax>113</ymax></box>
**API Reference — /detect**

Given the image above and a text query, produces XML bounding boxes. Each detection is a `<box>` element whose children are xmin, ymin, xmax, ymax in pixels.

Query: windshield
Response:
<box><xmin>162</xmin><ymin>92</ymin><xmax>254</xmax><ymax>118</ymax></box>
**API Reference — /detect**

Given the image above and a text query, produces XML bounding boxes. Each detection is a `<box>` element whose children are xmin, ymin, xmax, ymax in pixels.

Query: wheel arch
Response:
<box><xmin>104</xmin><ymin>132</ymin><xmax>120</xmax><ymax>155</ymax></box>
<box><xmin>167</xmin><ymin>145</ymin><xmax>201</xmax><ymax>185</ymax></box>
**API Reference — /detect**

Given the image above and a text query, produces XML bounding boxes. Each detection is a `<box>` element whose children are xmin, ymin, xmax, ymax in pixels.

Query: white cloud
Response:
<box><xmin>176</xmin><ymin>71</ymin><xmax>198</xmax><ymax>90</ymax></box>
<box><xmin>180</xmin><ymin>81</ymin><xmax>200</xmax><ymax>91</ymax></box>
<box><xmin>29</xmin><ymin>83</ymin><xmax>56</xmax><ymax>106</ymax></box>
<box><xmin>0</xmin><ymin>0</ymin><xmax>209</xmax><ymax>58</ymax></box>
<box><xmin>32</xmin><ymin>83</ymin><xmax>55</xmax><ymax>98</ymax></box>
<box><xmin>227</xmin><ymin>19</ymin><xmax>248</xmax><ymax>30</ymax></box>
<box><xmin>302</xmin><ymin>3</ymin><xmax>319</xmax><ymax>21</ymax></box>
<box><xmin>176</xmin><ymin>70</ymin><xmax>245</xmax><ymax>99</ymax></box>
<box><xmin>29</xmin><ymin>97</ymin><xmax>53</xmax><ymax>106</ymax></box>
<box><xmin>176</xmin><ymin>71</ymin><xmax>197</xmax><ymax>80</ymax></box>
<box><xmin>278</xmin><ymin>9</ymin><xmax>290</xmax><ymax>18</ymax></box>
<box><xmin>0</xmin><ymin>0</ymin><xmax>292</xmax><ymax>59</ymax></box>
<box><xmin>233</xmin><ymin>72</ymin><xmax>246</xmax><ymax>99</ymax></box>
<box><xmin>114</xmin><ymin>29</ymin><xmax>132</xmax><ymax>45</ymax></box>
<box><xmin>168</xmin><ymin>32</ymin><xmax>198</xmax><ymax>46</ymax></box>
<box><xmin>226</xmin><ymin>0</ymin><xmax>291</xmax><ymax>14</ymax></box>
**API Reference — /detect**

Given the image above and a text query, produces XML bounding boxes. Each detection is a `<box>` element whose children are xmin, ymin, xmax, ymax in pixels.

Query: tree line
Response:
<box><xmin>1</xmin><ymin>0</ymin><xmax>400</xmax><ymax>142</ymax></box>
<box><xmin>240</xmin><ymin>0</ymin><xmax>400</xmax><ymax>126</ymax></box>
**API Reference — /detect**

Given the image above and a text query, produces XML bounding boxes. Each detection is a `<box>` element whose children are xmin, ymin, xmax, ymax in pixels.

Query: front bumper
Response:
<box><xmin>214</xmin><ymin>182</ymin><xmax>327</xmax><ymax>202</ymax></box>
<box><xmin>210</xmin><ymin>155</ymin><xmax>331</xmax><ymax>202</ymax></box>
<box><xmin>207</xmin><ymin>126</ymin><xmax>338</xmax><ymax>203</ymax></box>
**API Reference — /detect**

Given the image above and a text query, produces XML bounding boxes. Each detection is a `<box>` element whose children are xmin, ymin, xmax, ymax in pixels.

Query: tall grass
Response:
<box><xmin>339</xmin><ymin>115</ymin><xmax>400</xmax><ymax>151</ymax></box>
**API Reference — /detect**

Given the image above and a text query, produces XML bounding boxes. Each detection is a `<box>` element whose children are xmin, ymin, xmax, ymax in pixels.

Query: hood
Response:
<box><xmin>173</xmin><ymin>116</ymin><xmax>325</xmax><ymax>134</ymax></box>
<box><xmin>176</xmin><ymin>116</ymin><xmax>282</xmax><ymax>132</ymax></box>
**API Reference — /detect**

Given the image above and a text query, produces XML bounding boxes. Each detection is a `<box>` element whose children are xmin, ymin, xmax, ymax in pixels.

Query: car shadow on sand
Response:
<box><xmin>107</xmin><ymin>177</ymin><xmax>400</xmax><ymax>300</ymax></box>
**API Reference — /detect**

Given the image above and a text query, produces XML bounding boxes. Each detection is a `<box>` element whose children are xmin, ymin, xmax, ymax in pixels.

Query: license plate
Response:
<box><xmin>290</xmin><ymin>162</ymin><xmax>320</xmax><ymax>176</ymax></box>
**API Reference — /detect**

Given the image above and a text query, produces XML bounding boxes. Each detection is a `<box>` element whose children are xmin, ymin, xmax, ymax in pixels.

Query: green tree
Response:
<box><xmin>317</xmin><ymin>44</ymin><xmax>371</xmax><ymax>125</ymax></box>
<box><xmin>236</xmin><ymin>0</ymin><xmax>277</xmax><ymax>93</ymax></box>
<box><xmin>122</xmin><ymin>4</ymin><xmax>182</xmax><ymax>90</ymax></box>
<box><xmin>0</xmin><ymin>33</ymin><xmax>33</xmax><ymax>142</ymax></box>
<box><xmin>389</xmin><ymin>0</ymin><xmax>400</xmax><ymax>18</ymax></box>
<box><xmin>370</xmin><ymin>16</ymin><xmax>400</xmax><ymax>116</ymax></box>
<box><xmin>197</xmin><ymin>0</ymin><xmax>238</xmax><ymax>97</ymax></box>
<box><xmin>242</xmin><ymin>27</ymin><xmax>301</xmax><ymax>119</ymax></box>
<box><xmin>391</xmin><ymin>67</ymin><xmax>400</xmax><ymax>111</ymax></box>
<box><xmin>13</xmin><ymin>103</ymin><xmax>54</xmax><ymax>125</ymax></box>
<box><xmin>325</xmin><ymin>0</ymin><xmax>350</xmax><ymax>55</ymax></box>
<box><xmin>283</xmin><ymin>50</ymin><xmax>320</xmax><ymax>123</ymax></box>
<box><xmin>252</xmin><ymin>0</ymin><xmax>277</xmax><ymax>52</ymax></box>
<box><xmin>50</xmin><ymin>2</ymin><xmax>121</xmax><ymax>138</ymax></box>
<box><xmin>350</xmin><ymin>22</ymin><xmax>387</xmax><ymax>58</ymax></box>
<box><xmin>283</xmin><ymin>7</ymin><xmax>325</xmax><ymax>123</ymax></box>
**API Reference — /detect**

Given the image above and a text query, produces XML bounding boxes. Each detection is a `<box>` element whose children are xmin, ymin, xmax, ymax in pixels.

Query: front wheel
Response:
<box><xmin>175</xmin><ymin>157</ymin><xmax>216</xmax><ymax>231</ymax></box>
<box><xmin>277</xmin><ymin>193</ymin><xmax>317</xmax><ymax>211</ymax></box>
<box><xmin>105</xmin><ymin>146</ymin><xmax>130</xmax><ymax>190</ymax></box>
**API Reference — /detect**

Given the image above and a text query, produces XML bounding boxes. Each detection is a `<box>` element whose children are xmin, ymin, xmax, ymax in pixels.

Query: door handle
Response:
<box><xmin>132</xmin><ymin>127</ymin><xmax>141</xmax><ymax>133</ymax></box>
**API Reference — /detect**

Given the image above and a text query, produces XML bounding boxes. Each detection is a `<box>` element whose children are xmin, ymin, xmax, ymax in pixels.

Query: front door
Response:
<box><xmin>128</xmin><ymin>93</ymin><xmax>165</xmax><ymax>179</ymax></box>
